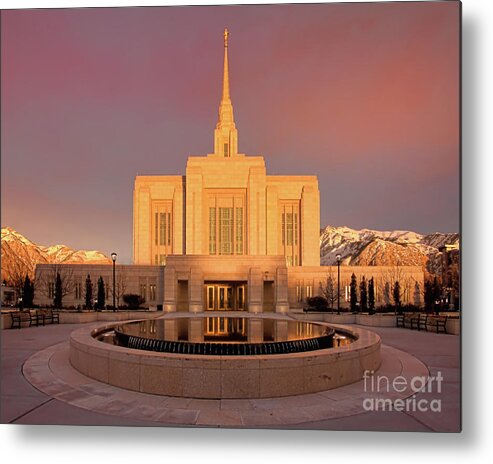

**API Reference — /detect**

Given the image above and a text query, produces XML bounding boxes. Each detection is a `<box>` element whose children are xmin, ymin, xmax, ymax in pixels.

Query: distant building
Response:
<box><xmin>1</xmin><ymin>283</ymin><xmax>17</xmax><ymax>307</ymax></box>
<box><xmin>35</xmin><ymin>30</ymin><xmax>423</xmax><ymax>311</ymax></box>
<box><xmin>438</xmin><ymin>243</ymin><xmax>460</xmax><ymax>309</ymax></box>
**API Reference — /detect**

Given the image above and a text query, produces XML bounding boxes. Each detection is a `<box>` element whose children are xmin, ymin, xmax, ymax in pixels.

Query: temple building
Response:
<box><xmin>34</xmin><ymin>29</ymin><xmax>424</xmax><ymax>312</ymax></box>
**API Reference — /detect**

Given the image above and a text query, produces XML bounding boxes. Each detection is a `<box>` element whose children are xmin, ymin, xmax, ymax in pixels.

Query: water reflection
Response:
<box><xmin>116</xmin><ymin>317</ymin><xmax>333</xmax><ymax>344</ymax></box>
<box><xmin>109</xmin><ymin>317</ymin><xmax>352</xmax><ymax>355</ymax></box>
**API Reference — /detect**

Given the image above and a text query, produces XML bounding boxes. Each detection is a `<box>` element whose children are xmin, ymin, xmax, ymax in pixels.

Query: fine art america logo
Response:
<box><xmin>362</xmin><ymin>370</ymin><xmax>444</xmax><ymax>413</ymax></box>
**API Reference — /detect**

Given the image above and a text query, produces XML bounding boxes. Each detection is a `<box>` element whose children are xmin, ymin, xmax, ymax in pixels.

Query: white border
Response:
<box><xmin>2</xmin><ymin>0</ymin><xmax>492</xmax><ymax>462</ymax></box>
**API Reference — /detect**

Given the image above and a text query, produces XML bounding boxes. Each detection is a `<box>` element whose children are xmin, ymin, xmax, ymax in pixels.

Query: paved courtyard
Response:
<box><xmin>0</xmin><ymin>321</ymin><xmax>460</xmax><ymax>431</ymax></box>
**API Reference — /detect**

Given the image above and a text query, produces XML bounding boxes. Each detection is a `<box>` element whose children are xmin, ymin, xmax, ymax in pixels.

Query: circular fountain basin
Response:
<box><xmin>111</xmin><ymin>317</ymin><xmax>336</xmax><ymax>356</ymax></box>
<box><xmin>69</xmin><ymin>313</ymin><xmax>381</xmax><ymax>399</ymax></box>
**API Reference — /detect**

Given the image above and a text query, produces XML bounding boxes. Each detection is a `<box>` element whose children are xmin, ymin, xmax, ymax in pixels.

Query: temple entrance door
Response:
<box><xmin>218</xmin><ymin>285</ymin><xmax>233</xmax><ymax>310</ymax></box>
<box><xmin>205</xmin><ymin>284</ymin><xmax>247</xmax><ymax>311</ymax></box>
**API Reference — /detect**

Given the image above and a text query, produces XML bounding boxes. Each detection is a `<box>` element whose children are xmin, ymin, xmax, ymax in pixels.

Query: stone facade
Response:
<box><xmin>133</xmin><ymin>30</ymin><xmax>320</xmax><ymax>267</ymax></box>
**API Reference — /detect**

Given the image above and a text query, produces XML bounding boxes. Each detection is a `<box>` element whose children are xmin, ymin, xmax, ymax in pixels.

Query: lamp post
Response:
<box><xmin>336</xmin><ymin>254</ymin><xmax>341</xmax><ymax>315</ymax></box>
<box><xmin>111</xmin><ymin>252</ymin><xmax>117</xmax><ymax>311</ymax></box>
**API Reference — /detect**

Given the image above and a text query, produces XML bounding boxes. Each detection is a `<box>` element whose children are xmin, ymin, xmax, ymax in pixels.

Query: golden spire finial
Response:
<box><xmin>214</xmin><ymin>28</ymin><xmax>237</xmax><ymax>157</ymax></box>
<box><xmin>222</xmin><ymin>28</ymin><xmax>231</xmax><ymax>102</ymax></box>
<box><xmin>224</xmin><ymin>28</ymin><xmax>229</xmax><ymax>47</ymax></box>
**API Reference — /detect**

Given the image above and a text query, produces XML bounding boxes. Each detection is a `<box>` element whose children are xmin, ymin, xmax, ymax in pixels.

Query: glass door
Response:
<box><xmin>206</xmin><ymin>285</ymin><xmax>215</xmax><ymax>311</ymax></box>
<box><xmin>218</xmin><ymin>285</ymin><xmax>232</xmax><ymax>310</ymax></box>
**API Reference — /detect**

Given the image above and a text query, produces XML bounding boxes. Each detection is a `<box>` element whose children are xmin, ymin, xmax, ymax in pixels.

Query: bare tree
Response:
<box><xmin>108</xmin><ymin>268</ymin><xmax>127</xmax><ymax>308</ymax></box>
<box><xmin>36</xmin><ymin>264</ymin><xmax>75</xmax><ymax>306</ymax></box>
<box><xmin>3</xmin><ymin>257</ymin><xmax>27</xmax><ymax>300</ymax></box>
<box><xmin>380</xmin><ymin>263</ymin><xmax>414</xmax><ymax>306</ymax></box>
<box><xmin>319</xmin><ymin>267</ymin><xmax>338</xmax><ymax>311</ymax></box>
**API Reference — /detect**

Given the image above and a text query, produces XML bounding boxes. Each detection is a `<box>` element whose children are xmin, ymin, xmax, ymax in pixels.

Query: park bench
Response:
<box><xmin>396</xmin><ymin>313</ymin><xmax>418</xmax><ymax>329</ymax></box>
<box><xmin>410</xmin><ymin>313</ymin><xmax>428</xmax><ymax>331</ymax></box>
<box><xmin>426</xmin><ymin>315</ymin><xmax>448</xmax><ymax>334</ymax></box>
<box><xmin>10</xmin><ymin>311</ymin><xmax>36</xmax><ymax>329</ymax></box>
<box><xmin>396</xmin><ymin>313</ymin><xmax>405</xmax><ymax>328</ymax></box>
<box><xmin>403</xmin><ymin>313</ymin><xmax>416</xmax><ymax>329</ymax></box>
<box><xmin>36</xmin><ymin>309</ymin><xmax>60</xmax><ymax>326</ymax></box>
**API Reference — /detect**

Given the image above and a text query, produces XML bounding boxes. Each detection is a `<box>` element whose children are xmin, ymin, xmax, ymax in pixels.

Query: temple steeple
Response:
<box><xmin>214</xmin><ymin>28</ymin><xmax>238</xmax><ymax>157</ymax></box>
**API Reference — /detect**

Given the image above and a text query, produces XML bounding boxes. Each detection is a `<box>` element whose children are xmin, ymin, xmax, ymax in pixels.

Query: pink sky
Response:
<box><xmin>1</xmin><ymin>2</ymin><xmax>460</xmax><ymax>263</ymax></box>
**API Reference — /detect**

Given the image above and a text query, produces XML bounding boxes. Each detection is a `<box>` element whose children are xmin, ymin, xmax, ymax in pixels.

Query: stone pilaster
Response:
<box><xmin>163</xmin><ymin>266</ymin><xmax>177</xmax><ymax>312</ymax></box>
<box><xmin>301</xmin><ymin>183</ymin><xmax>320</xmax><ymax>266</ymax></box>
<box><xmin>188</xmin><ymin>267</ymin><xmax>204</xmax><ymax>313</ymax></box>
<box><xmin>275</xmin><ymin>266</ymin><xmax>289</xmax><ymax>313</ymax></box>
<box><xmin>248</xmin><ymin>267</ymin><xmax>263</xmax><ymax>313</ymax></box>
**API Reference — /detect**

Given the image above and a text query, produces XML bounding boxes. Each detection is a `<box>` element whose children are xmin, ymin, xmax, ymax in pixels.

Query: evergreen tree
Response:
<box><xmin>368</xmin><ymin>277</ymin><xmax>375</xmax><ymax>314</ymax></box>
<box><xmin>432</xmin><ymin>276</ymin><xmax>441</xmax><ymax>314</ymax></box>
<box><xmin>359</xmin><ymin>276</ymin><xmax>368</xmax><ymax>313</ymax></box>
<box><xmin>96</xmin><ymin>276</ymin><xmax>105</xmax><ymax>310</ymax></box>
<box><xmin>85</xmin><ymin>274</ymin><xmax>93</xmax><ymax>309</ymax></box>
<box><xmin>22</xmin><ymin>275</ymin><xmax>35</xmax><ymax>308</ymax></box>
<box><xmin>424</xmin><ymin>280</ymin><xmax>434</xmax><ymax>312</ymax></box>
<box><xmin>393</xmin><ymin>280</ymin><xmax>401</xmax><ymax>310</ymax></box>
<box><xmin>414</xmin><ymin>281</ymin><xmax>422</xmax><ymax>307</ymax></box>
<box><xmin>350</xmin><ymin>273</ymin><xmax>358</xmax><ymax>312</ymax></box>
<box><xmin>54</xmin><ymin>272</ymin><xmax>63</xmax><ymax>308</ymax></box>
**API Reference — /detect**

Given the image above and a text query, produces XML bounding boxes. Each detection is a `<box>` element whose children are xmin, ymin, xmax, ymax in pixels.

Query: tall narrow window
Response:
<box><xmin>149</xmin><ymin>284</ymin><xmax>156</xmax><ymax>301</ymax></box>
<box><xmin>280</xmin><ymin>202</ymin><xmax>300</xmax><ymax>267</ymax></box>
<box><xmin>209</xmin><ymin>207</ymin><xmax>216</xmax><ymax>254</ymax></box>
<box><xmin>75</xmin><ymin>282</ymin><xmax>82</xmax><ymax>300</ymax></box>
<box><xmin>286</xmin><ymin>213</ymin><xmax>293</xmax><ymax>246</ymax></box>
<box><xmin>155</xmin><ymin>212</ymin><xmax>158</xmax><ymax>246</ymax></box>
<box><xmin>159</xmin><ymin>213</ymin><xmax>166</xmax><ymax>246</ymax></box>
<box><xmin>224</xmin><ymin>143</ymin><xmax>229</xmax><ymax>157</ymax></box>
<box><xmin>294</xmin><ymin>212</ymin><xmax>298</xmax><ymax>245</ymax></box>
<box><xmin>282</xmin><ymin>213</ymin><xmax>285</xmax><ymax>246</ymax></box>
<box><xmin>235</xmin><ymin>207</ymin><xmax>243</xmax><ymax>255</ymax></box>
<box><xmin>167</xmin><ymin>212</ymin><xmax>171</xmax><ymax>246</ymax></box>
<box><xmin>219</xmin><ymin>207</ymin><xmax>233</xmax><ymax>255</ymax></box>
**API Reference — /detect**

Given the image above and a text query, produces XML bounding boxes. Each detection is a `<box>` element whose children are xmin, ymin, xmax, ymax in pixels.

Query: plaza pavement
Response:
<box><xmin>0</xmin><ymin>321</ymin><xmax>460</xmax><ymax>431</ymax></box>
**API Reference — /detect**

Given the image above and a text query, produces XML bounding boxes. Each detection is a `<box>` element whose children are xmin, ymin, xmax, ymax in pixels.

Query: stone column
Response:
<box><xmin>163</xmin><ymin>266</ymin><xmax>177</xmax><ymax>312</ymax></box>
<box><xmin>301</xmin><ymin>184</ymin><xmax>320</xmax><ymax>266</ymax></box>
<box><xmin>265</xmin><ymin>185</ymin><xmax>279</xmax><ymax>256</ymax></box>
<box><xmin>188</xmin><ymin>266</ymin><xmax>204</xmax><ymax>313</ymax></box>
<box><xmin>133</xmin><ymin>186</ymin><xmax>151</xmax><ymax>264</ymax></box>
<box><xmin>275</xmin><ymin>266</ymin><xmax>289</xmax><ymax>313</ymax></box>
<box><xmin>185</xmin><ymin>166</ymin><xmax>203</xmax><ymax>254</ymax></box>
<box><xmin>248</xmin><ymin>267</ymin><xmax>263</xmax><ymax>313</ymax></box>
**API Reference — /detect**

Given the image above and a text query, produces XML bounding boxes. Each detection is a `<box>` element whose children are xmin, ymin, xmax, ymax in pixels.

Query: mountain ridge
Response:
<box><xmin>1</xmin><ymin>227</ymin><xmax>111</xmax><ymax>284</ymax></box>
<box><xmin>320</xmin><ymin>225</ymin><xmax>459</xmax><ymax>273</ymax></box>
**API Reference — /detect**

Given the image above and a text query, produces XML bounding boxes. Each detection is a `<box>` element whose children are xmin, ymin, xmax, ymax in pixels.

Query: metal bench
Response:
<box><xmin>396</xmin><ymin>313</ymin><xmax>405</xmax><ymax>328</ymax></box>
<box><xmin>410</xmin><ymin>313</ymin><xmax>428</xmax><ymax>331</ymax></box>
<box><xmin>37</xmin><ymin>309</ymin><xmax>60</xmax><ymax>326</ymax></box>
<box><xmin>426</xmin><ymin>316</ymin><xmax>448</xmax><ymax>334</ymax></box>
<box><xmin>10</xmin><ymin>311</ymin><xmax>35</xmax><ymax>329</ymax></box>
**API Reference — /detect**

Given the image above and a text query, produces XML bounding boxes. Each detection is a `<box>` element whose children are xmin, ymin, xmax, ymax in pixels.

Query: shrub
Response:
<box><xmin>306</xmin><ymin>296</ymin><xmax>328</xmax><ymax>312</ymax></box>
<box><xmin>123</xmin><ymin>294</ymin><xmax>145</xmax><ymax>309</ymax></box>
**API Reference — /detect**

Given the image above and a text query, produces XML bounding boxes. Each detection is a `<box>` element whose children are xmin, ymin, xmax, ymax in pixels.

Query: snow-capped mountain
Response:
<box><xmin>1</xmin><ymin>227</ymin><xmax>111</xmax><ymax>284</ymax></box>
<box><xmin>320</xmin><ymin>225</ymin><xmax>459</xmax><ymax>273</ymax></box>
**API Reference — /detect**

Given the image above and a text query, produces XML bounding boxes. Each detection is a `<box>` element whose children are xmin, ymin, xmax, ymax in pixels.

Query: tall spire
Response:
<box><xmin>214</xmin><ymin>28</ymin><xmax>238</xmax><ymax>157</ymax></box>
<box><xmin>222</xmin><ymin>28</ymin><xmax>230</xmax><ymax>102</ymax></box>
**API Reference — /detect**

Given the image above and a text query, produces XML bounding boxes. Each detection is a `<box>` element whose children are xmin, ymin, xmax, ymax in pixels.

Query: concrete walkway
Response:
<box><xmin>0</xmin><ymin>322</ymin><xmax>460</xmax><ymax>431</ymax></box>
